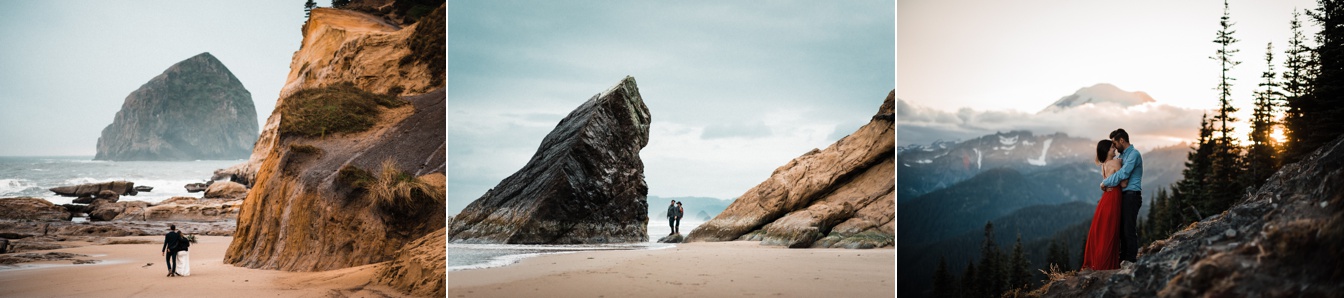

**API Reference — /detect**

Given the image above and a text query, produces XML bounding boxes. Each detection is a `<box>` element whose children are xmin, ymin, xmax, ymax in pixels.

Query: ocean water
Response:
<box><xmin>447</xmin><ymin>219</ymin><xmax>704</xmax><ymax>271</ymax></box>
<box><xmin>0</xmin><ymin>156</ymin><xmax>241</xmax><ymax>205</ymax></box>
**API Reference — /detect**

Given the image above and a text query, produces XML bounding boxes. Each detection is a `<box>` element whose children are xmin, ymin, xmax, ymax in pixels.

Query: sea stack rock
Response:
<box><xmin>447</xmin><ymin>76</ymin><xmax>651</xmax><ymax>244</ymax></box>
<box><xmin>94</xmin><ymin>52</ymin><xmax>258</xmax><ymax>161</ymax></box>
<box><xmin>686</xmin><ymin>90</ymin><xmax>895</xmax><ymax>249</ymax></box>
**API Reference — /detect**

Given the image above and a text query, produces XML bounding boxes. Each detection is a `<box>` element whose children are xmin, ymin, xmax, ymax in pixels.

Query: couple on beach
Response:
<box><xmin>1081</xmin><ymin>129</ymin><xmax>1144</xmax><ymax>271</ymax></box>
<box><xmin>667</xmin><ymin>200</ymin><xmax>684</xmax><ymax>235</ymax></box>
<box><xmin>161</xmin><ymin>224</ymin><xmax>191</xmax><ymax>277</ymax></box>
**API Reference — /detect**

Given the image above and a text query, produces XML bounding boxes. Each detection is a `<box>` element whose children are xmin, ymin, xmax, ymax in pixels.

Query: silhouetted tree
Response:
<box><xmin>1046</xmin><ymin>238</ymin><xmax>1071</xmax><ymax>270</ymax></box>
<box><xmin>1009</xmin><ymin>236</ymin><xmax>1031</xmax><ymax>291</ymax></box>
<box><xmin>976</xmin><ymin>222</ymin><xmax>1006</xmax><ymax>297</ymax></box>
<box><xmin>932</xmin><ymin>257</ymin><xmax>956</xmax><ymax>298</ymax></box>
<box><xmin>332</xmin><ymin>0</ymin><xmax>351</xmax><ymax>8</ymax></box>
<box><xmin>1283</xmin><ymin>10</ymin><xmax>1318</xmax><ymax>163</ymax></box>
<box><xmin>1207</xmin><ymin>0</ymin><xmax>1247</xmax><ymax>216</ymax></box>
<box><xmin>1298</xmin><ymin>0</ymin><xmax>1344</xmax><ymax>161</ymax></box>
<box><xmin>304</xmin><ymin>0</ymin><xmax>317</xmax><ymax>18</ymax></box>
<box><xmin>1248</xmin><ymin>42</ymin><xmax>1284</xmax><ymax>188</ymax></box>
<box><xmin>961</xmin><ymin>261</ymin><xmax>979</xmax><ymax>298</ymax></box>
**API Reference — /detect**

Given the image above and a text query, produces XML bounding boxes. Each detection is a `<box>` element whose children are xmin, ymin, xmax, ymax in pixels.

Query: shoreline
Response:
<box><xmin>449</xmin><ymin>241</ymin><xmax>895</xmax><ymax>298</ymax></box>
<box><xmin>0</xmin><ymin>235</ymin><xmax>412</xmax><ymax>297</ymax></box>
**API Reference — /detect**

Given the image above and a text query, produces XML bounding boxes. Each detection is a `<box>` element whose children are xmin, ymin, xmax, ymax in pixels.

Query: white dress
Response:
<box><xmin>177</xmin><ymin>251</ymin><xmax>191</xmax><ymax>276</ymax></box>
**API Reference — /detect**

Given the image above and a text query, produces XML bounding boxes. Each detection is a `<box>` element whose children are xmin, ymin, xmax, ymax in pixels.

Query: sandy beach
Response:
<box><xmin>449</xmin><ymin>241</ymin><xmax>895</xmax><ymax>298</ymax></box>
<box><xmin>0</xmin><ymin>235</ymin><xmax>411</xmax><ymax>298</ymax></box>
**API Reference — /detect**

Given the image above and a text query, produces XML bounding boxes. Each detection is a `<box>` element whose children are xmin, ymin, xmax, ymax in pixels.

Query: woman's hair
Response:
<box><xmin>1096</xmin><ymin>139</ymin><xmax>1114</xmax><ymax>164</ymax></box>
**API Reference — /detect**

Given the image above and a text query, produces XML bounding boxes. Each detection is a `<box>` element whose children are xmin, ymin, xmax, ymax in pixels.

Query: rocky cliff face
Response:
<box><xmin>95</xmin><ymin>52</ymin><xmax>258</xmax><ymax>161</ymax></box>
<box><xmin>374</xmin><ymin>227</ymin><xmax>446</xmax><ymax>297</ymax></box>
<box><xmin>447</xmin><ymin>76</ymin><xmax>651</xmax><ymax>244</ymax></box>
<box><xmin>224</xmin><ymin>83</ymin><xmax>444</xmax><ymax>271</ymax></box>
<box><xmin>0</xmin><ymin>198</ymin><xmax>71</xmax><ymax>221</ymax></box>
<box><xmin>686</xmin><ymin>91</ymin><xmax>894</xmax><ymax>249</ymax></box>
<box><xmin>1032</xmin><ymin>134</ymin><xmax>1344</xmax><ymax>297</ymax></box>
<box><xmin>217</xmin><ymin>6</ymin><xmax>443</xmax><ymax>186</ymax></box>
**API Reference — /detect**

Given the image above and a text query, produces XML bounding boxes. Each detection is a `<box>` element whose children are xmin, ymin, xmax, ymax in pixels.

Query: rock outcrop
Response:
<box><xmin>203</xmin><ymin>181</ymin><xmax>248</xmax><ymax>200</ymax></box>
<box><xmin>94</xmin><ymin>52</ymin><xmax>258</xmax><ymax>161</ymax></box>
<box><xmin>447</xmin><ymin>76</ymin><xmax>651</xmax><ymax>244</ymax></box>
<box><xmin>49</xmin><ymin>181</ymin><xmax>137</xmax><ymax>198</ymax></box>
<box><xmin>224</xmin><ymin>87</ymin><xmax>445</xmax><ymax>271</ymax></box>
<box><xmin>373</xmin><ymin>228</ymin><xmax>446</xmax><ymax>297</ymax></box>
<box><xmin>0</xmin><ymin>198</ymin><xmax>71</xmax><ymax>221</ymax></box>
<box><xmin>686</xmin><ymin>91</ymin><xmax>895</xmax><ymax>248</ymax></box>
<box><xmin>216</xmin><ymin>5</ymin><xmax>443</xmax><ymax>187</ymax></box>
<box><xmin>1032</xmin><ymin>134</ymin><xmax>1344</xmax><ymax>297</ymax></box>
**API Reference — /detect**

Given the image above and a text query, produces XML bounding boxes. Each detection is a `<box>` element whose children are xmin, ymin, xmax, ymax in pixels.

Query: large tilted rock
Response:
<box><xmin>686</xmin><ymin>91</ymin><xmax>894</xmax><ymax>248</ymax></box>
<box><xmin>0</xmin><ymin>198</ymin><xmax>71</xmax><ymax>221</ymax></box>
<box><xmin>94</xmin><ymin>52</ymin><xmax>259</xmax><ymax>161</ymax></box>
<box><xmin>447</xmin><ymin>76</ymin><xmax>651</xmax><ymax>244</ymax></box>
<box><xmin>1033</xmin><ymin>134</ymin><xmax>1344</xmax><ymax>297</ymax></box>
<box><xmin>225</xmin><ymin>87</ymin><xmax>445</xmax><ymax>271</ymax></box>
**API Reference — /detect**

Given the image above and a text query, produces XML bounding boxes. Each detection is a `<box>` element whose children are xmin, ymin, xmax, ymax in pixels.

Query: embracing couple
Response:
<box><xmin>1082</xmin><ymin>129</ymin><xmax>1143</xmax><ymax>271</ymax></box>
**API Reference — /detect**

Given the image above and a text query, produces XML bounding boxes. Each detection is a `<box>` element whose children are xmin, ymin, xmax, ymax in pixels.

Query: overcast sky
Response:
<box><xmin>0</xmin><ymin>1</ymin><xmax>326</xmax><ymax>156</ymax></box>
<box><xmin>448</xmin><ymin>1</ymin><xmax>895</xmax><ymax>215</ymax></box>
<box><xmin>899</xmin><ymin>0</ymin><xmax>1318</xmax><ymax>149</ymax></box>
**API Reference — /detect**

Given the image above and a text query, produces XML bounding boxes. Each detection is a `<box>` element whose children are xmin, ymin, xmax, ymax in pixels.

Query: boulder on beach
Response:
<box><xmin>686</xmin><ymin>90</ymin><xmax>894</xmax><ymax>249</ymax></box>
<box><xmin>0</xmin><ymin>197</ymin><xmax>72</xmax><ymax>221</ymax></box>
<box><xmin>184</xmin><ymin>183</ymin><xmax>208</xmax><ymax>193</ymax></box>
<box><xmin>88</xmin><ymin>200</ymin><xmax>150</xmax><ymax>221</ymax></box>
<box><xmin>93</xmin><ymin>52</ymin><xmax>259</xmax><ymax>161</ymax></box>
<box><xmin>447</xmin><ymin>76</ymin><xmax>651</xmax><ymax>244</ymax></box>
<box><xmin>143</xmin><ymin>197</ymin><xmax>242</xmax><ymax>222</ymax></box>
<box><xmin>134</xmin><ymin>186</ymin><xmax>154</xmax><ymax>192</ymax></box>
<box><xmin>49</xmin><ymin>181</ymin><xmax>136</xmax><ymax>198</ymax></box>
<box><xmin>657</xmin><ymin>234</ymin><xmax>684</xmax><ymax>243</ymax></box>
<box><xmin>203</xmin><ymin>181</ymin><xmax>247</xmax><ymax>200</ymax></box>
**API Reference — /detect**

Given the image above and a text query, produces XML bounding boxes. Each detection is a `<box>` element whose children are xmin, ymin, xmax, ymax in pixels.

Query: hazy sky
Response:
<box><xmin>899</xmin><ymin>0</ymin><xmax>1319</xmax><ymax>149</ymax></box>
<box><xmin>0</xmin><ymin>1</ymin><xmax>328</xmax><ymax>156</ymax></box>
<box><xmin>448</xmin><ymin>1</ymin><xmax>895</xmax><ymax>214</ymax></box>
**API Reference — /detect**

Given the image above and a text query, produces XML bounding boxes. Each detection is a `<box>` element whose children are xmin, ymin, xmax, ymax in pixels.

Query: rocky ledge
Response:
<box><xmin>1030</xmin><ymin>134</ymin><xmax>1344</xmax><ymax>297</ymax></box>
<box><xmin>448</xmin><ymin>76</ymin><xmax>651</xmax><ymax>244</ymax></box>
<box><xmin>686</xmin><ymin>90</ymin><xmax>895</xmax><ymax>249</ymax></box>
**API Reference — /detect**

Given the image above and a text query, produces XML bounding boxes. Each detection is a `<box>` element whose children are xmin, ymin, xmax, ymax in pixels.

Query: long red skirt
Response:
<box><xmin>1081</xmin><ymin>188</ymin><xmax>1122</xmax><ymax>270</ymax></box>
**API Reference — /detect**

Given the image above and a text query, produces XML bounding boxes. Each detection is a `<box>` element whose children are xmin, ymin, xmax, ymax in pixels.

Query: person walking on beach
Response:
<box><xmin>667</xmin><ymin>200</ymin><xmax>681</xmax><ymax>235</ymax></box>
<box><xmin>161</xmin><ymin>224</ymin><xmax>185</xmax><ymax>277</ymax></box>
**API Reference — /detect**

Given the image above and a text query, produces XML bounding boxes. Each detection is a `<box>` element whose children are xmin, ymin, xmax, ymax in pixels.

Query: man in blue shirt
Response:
<box><xmin>1100</xmin><ymin>129</ymin><xmax>1143</xmax><ymax>263</ymax></box>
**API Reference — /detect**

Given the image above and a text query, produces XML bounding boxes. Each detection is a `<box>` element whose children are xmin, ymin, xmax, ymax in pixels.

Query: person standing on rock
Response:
<box><xmin>676</xmin><ymin>201</ymin><xmax>684</xmax><ymax>234</ymax></box>
<box><xmin>1100</xmin><ymin>129</ymin><xmax>1143</xmax><ymax>263</ymax></box>
<box><xmin>161</xmin><ymin>224</ymin><xmax>184</xmax><ymax>277</ymax></box>
<box><xmin>663</xmin><ymin>200</ymin><xmax>677</xmax><ymax>234</ymax></box>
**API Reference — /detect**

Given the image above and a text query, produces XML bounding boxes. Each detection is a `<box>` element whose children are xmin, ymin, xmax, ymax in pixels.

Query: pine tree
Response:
<box><xmin>332</xmin><ymin>0</ymin><xmax>351</xmax><ymax>8</ymax></box>
<box><xmin>1298</xmin><ymin>0</ymin><xmax>1344</xmax><ymax>160</ymax></box>
<box><xmin>1208</xmin><ymin>0</ymin><xmax>1248</xmax><ymax>215</ymax></box>
<box><xmin>1009</xmin><ymin>236</ymin><xmax>1031</xmax><ymax>290</ymax></box>
<box><xmin>304</xmin><ymin>0</ymin><xmax>317</xmax><ymax>18</ymax></box>
<box><xmin>1248</xmin><ymin>42</ymin><xmax>1284</xmax><ymax>189</ymax></box>
<box><xmin>932</xmin><ymin>257</ymin><xmax>956</xmax><ymax>298</ymax></box>
<box><xmin>976</xmin><ymin>222</ymin><xmax>1004</xmax><ymax>298</ymax></box>
<box><xmin>1283</xmin><ymin>9</ymin><xmax>1317</xmax><ymax>163</ymax></box>
<box><xmin>961</xmin><ymin>261</ymin><xmax>979</xmax><ymax>298</ymax></box>
<box><xmin>1046</xmin><ymin>238</ymin><xmax>1069</xmax><ymax>270</ymax></box>
<box><xmin>1178</xmin><ymin>114</ymin><xmax>1215</xmax><ymax>220</ymax></box>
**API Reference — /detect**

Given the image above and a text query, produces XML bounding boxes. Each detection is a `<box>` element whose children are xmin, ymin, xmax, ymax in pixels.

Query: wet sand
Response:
<box><xmin>0</xmin><ymin>235</ymin><xmax>410</xmax><ymax>298</ymax></box>
<box><xmin>448</xmin><ymin>241</ymin><xmax>894</xmax><ymax>298</ymax></box>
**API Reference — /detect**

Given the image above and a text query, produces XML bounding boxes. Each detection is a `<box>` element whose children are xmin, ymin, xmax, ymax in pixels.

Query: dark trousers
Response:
<box><xmin>166</xmin><ymin>250</ymin><xmax>179</xmax><ymax>274</ymax></box>
<box><xmin>670</xmin><ymin>217</ymin><xmax>681</xmax><ymax>234</ymax></box>
<box><xmin>1120</xmin><ymin>191</ymin><xmax>1142</xmax><ymax>262</ymax></box>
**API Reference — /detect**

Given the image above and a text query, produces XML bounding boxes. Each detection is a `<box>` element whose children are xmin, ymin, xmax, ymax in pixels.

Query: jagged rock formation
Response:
<box><xmin>373</xmin><ymin>228</ymin><xmax>445</xmax><ymax>297</ymax></box>
<box><xmin>224</xmin><ymin>86</ymin><xmax>445</xmax><ymax>271</ymax></box>
<box><xmin>1032</xmin><ymin>135</ymin><xmax>1344</xmax><ymax>297</ymax></box>
<box><xmin>686</xmin><ymin>91</ymin><xmax>894</xmax><ymax>249</ymax></box>
<box><xmin>49</xmin><ymin>181</ymin><xmax>137</xmax><ymax>198</ymax></box>
<box><xmin>0</xmin><ymin>198</ymin><xmax>71</xmax><ymax>221</ymax></box>
<box><xmin>94</xmin><ymin>52</ymin><xmax>258</xmax><ymax>161</ymax></box>
<box><xmin>203</xmin><ymin>181</ymin><xmax>248</xmax><ymax>200</ymax></box>
<box><xmin>447</xmin><ymin>76</ymin><xmax>651</xmax><ymax>244</ymax></box>
<box><xmin>216</xmin><ymin>5</ymin><xmax>443</xmax><ymax>186</ymax></box>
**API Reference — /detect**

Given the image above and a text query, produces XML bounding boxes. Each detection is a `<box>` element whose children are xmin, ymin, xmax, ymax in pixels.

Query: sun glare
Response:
<box><xmin>1271</xmin><ymin>127</ymin><xmax>1287</xmax><ymax>144</ymax></box>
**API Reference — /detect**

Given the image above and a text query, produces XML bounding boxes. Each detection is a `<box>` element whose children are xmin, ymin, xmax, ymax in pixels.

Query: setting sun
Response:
<box><xmin>1271</xmin><ymin>127</ymin><xmax>1287</xmax><ymax>144</ymax></box>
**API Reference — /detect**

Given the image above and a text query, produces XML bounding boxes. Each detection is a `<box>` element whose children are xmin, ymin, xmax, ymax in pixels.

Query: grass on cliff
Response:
<box><xmin>400</xmin><ymin>4</ymin><xmax>444</xmax><ymax>88</ymax></box>
<box><xmin>279</xmin><ymin>83</ymin><xmax>406</xmax><ymax>138</ymax></box>
<box><xmin>370</xmin><ymin>160</ymin><xmax>444</xmax><ymax>214</ymax></box>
